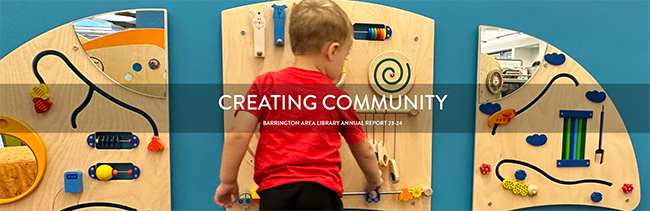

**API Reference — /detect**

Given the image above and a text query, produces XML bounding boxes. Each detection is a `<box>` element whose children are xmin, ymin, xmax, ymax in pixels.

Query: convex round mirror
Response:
<box><xmin>0</xmin><ymin>116</ymin><xmax>46</xmax><ymax>204</ymax></box>
<box><xmin>478</xmin><ymin>26</ymin><xmax>547</xmax><ymax>102</ymax></box>
<box><xmin>73</xmin><ymin>9</ymin><xmax>168</xmax><ymax>98</ymax></box>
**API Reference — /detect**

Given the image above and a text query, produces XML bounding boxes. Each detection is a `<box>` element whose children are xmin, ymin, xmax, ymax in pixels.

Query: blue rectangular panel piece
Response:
<box><xmin>559</xmin><ymin>110</ymin><xmax>593</xmax><ymax>118</ymax></box>
<box><xmin>271</xmin><ymin>4</ymin><xmax>287</xmax><ymax>46</ymax></box>
<box><xmin>64</xmin><ymin>171</ymin><xmax>83</xmax><ymax>193</ymax></box>
<box><xmin>557</xmin><ymin>159</ymin><xmax>591</xmax><ymax>167</ymax></box>
<box><xmin>136</xmin><ymin>11</ymin><xmax>165</xmax><ymax>29</ymax></box>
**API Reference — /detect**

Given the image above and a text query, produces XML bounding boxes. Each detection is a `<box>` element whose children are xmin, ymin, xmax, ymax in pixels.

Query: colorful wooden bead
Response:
<box><xmin>398</xmin><ymin>188</ymin><xmax>412</xmax><ymax>201</ymax></box>
<box><xmin>480</xmin><ymin>163</ymin><xmax>491</xmax><ymax>174</ymax></box>
<box><xmin>33</xmin><ymin>98</ymin><xmax>52</xmax><ymax>113</ymax></box>
<box><xmin>515</xmin><ymin>169</ymin><xmax>527</xmax><ymax>181</ymax></box>
<box><xmin>591</xmin><ymin>192</ymin><xmax>602</xmax><ymax>202</ymax></box>
<box><xmin>622</xmin><ymin>183</ymin><xmax>634</xmax><ymax>194</ymax></box>
<box><xmin>528</xmin><ymin>184</ymin><xmax>538</xmax><ymax>196</ymax></box>
<box><xmin>502</xmin><ymin>179</ymin><xmax>514</xmax><ymax>189</ymax></box>
<box><xmin>411</xmin><ymin>186</ymin><xmax>422</xmax><ymax>198</ymax></box>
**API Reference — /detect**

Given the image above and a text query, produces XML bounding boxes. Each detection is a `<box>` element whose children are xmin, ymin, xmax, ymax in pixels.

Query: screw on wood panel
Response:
<box><xmin>411</xmin><ymin>201</ymin><xmax>416</xmax><ymax>206</ymax></box>
<box><xmin>241</xmin><ymin>30</ymin><xmax>246</xmax><ymax>35</ymax></box>
<box><xmin>626</xmin><ymin>198</ymin><xmax>629</xmax><ymax>202</ymax></box>
<box><xmin>488</xmin><ymin>201</ymin><xmax>492</xmax><ymax>206</ymax></box>
<box><xmin>244</xmin><ymin>205</ymin><xmax>250</xmax><ymax>210</ymax></box>
<box><xmin>414</xmin><ymin>36</ymin><xmax>419</xmax><ymax>41</ymax></box>
<box><xmin>544</xmin><ymin>63</ymin><xmax>548</xmax><ymax>67</ymax></box>
<box><xmin>73</xmin><ymin>46</ymin><xmax>78</xmax><ymax>51</ymax></box>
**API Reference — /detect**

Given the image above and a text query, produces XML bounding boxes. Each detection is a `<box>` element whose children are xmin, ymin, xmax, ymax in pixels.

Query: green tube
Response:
<box><xmin>562</xmin><ymin>118</ymin><xmax>570</xmax><ymax>160</ymax></box>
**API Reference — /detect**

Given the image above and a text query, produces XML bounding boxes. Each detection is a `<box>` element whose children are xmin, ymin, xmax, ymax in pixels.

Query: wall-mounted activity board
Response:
<box><xmin>473</xmin><ymin>26</ymin><xmax>640</xmax><ymax>210</ymax></box>
<box><xmin>0</xmin><ymin>9</ymin><xmax>170</xmax><ymax>210</ymax></box>
<box><xmin>222</xmin><ymin>1</ymin><xmax>434</xmax><ymax>210</ymax></box>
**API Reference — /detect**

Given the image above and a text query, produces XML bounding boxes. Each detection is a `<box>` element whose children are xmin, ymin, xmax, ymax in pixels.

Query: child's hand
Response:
<box><xmin>365</xmin><ymin>177</ymin><xmax>383</xmax><ymax>193</ymax></box>
<box><xmin>214</xmin><ymin>182</ymin><xmax>239</xmax><ymax>208</ymax></box>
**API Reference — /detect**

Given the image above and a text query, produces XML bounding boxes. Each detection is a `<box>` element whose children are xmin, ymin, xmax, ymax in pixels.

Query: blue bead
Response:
<box><xmin>515</xmin><ymin>169</ymin><xmax>527</xmax><ymax>181</ymax></box>
<box><xmin>132</xmin><ymin>63</ymin><xmax>142</xmax><ymax>72</ymax></box>
<box><xmin>591</xmin><ymin>192</ymin><xmax>602</xmax><ymax>202</ymax></box>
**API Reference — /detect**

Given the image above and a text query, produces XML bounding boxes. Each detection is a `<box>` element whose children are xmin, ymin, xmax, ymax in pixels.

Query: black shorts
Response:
<box><xmin>258</xmin><ymin>182</ymin><xmax>343</xmax><ymax>211</ymax></box>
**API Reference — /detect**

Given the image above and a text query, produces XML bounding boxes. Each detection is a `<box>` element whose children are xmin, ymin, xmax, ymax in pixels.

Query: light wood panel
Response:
<box><xmin>0</xmin><ymin>10</ymin><xmax>170</xmax><ymax>210</ymax></box>
<box><xmin>222</xmin><ymin>1</ymin><xmax>434</xmax><ymax>210</ymax></box>
<box><xmin>473</xmin><ymin>42</ymin><xmax>641</xmax><ymax>210</ymax></box>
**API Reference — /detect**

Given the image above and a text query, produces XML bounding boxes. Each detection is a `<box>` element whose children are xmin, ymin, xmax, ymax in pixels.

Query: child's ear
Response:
<box><xmin>326</xmin><ymin>42</ymin><xmax>341</xmax><ymax>61</ymax></box>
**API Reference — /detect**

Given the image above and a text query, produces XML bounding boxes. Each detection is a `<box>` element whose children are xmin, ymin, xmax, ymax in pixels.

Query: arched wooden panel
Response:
<box><xmin>0</xmin><ymin>9</ymin><xmax>170</xmax><ymax>210</ymax></box>
<box><xmin>473</xmin><ymin>26</ymin><xmax>640</xmax><ymax>211</ymax></box>
<box><xmin>222</xmin><ymin>1</ymin><xmax>434</xmax><ymax>210</ymax></box>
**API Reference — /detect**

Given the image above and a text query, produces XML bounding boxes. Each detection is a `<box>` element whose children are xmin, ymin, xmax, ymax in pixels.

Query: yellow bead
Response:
<box><xmin>96</xmin><ymin>164</ymin><xmax>114</xmax><ymax>181</ymax></box>
<box><xmin>520</xmin><ymin>183</ymin><xmax>529</xmax><ymax>196</ymax></box>
<box><xmin>512</xmin><ymin>184</ymin><xmax>521</xmax><ymax>194</ymax></box>
<box><xmin>502</xmin><ymin>179</ymin><xmax>514</xmax><ymax>189</ymax></box>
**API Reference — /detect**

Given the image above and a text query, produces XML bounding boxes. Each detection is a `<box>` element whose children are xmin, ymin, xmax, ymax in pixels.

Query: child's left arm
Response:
<box><xmin>214</xmin><ymin>111</ymin><xmax>259</xmax><ymax>208</ymax></box>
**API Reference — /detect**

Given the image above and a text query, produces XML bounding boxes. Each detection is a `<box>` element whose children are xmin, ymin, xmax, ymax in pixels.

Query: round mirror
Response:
<box><xmin>73</xmin><ymin>9</ymin><xmax>168</xmax><ymax>98</ymax></box>
<box><xmin>478</xmin><ymin>26</ymin><xmax>547</xmax><ymax>103</ymax></box>
<box><xmin>0</xmin><ymin>135</ymin><xmax>37</xmax><ymax>199</ymax></box>
<box><xmin>0</xmin><ymin>116</ymin><xmax>46</xmax><ymax>204</ymax></box>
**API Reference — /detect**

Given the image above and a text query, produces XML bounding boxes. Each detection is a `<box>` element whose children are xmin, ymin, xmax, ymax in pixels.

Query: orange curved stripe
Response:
<box><xmin>82</xmin><ymin>28</ymin><xmax>165</xmax><ymax>50</ymax></box>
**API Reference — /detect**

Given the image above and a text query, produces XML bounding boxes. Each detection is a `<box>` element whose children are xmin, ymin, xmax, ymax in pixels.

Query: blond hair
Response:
<box><xmin>289</xmin><ymin>0</ymin><xmax>353</xmax><ymax>55</ymax></box>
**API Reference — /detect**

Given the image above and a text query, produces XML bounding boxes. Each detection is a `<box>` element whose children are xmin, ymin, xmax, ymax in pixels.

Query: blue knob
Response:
<box><xmin>591</xmin><ymin>192</ymin><xmax>602</xmax><ymax>202</ymax></box>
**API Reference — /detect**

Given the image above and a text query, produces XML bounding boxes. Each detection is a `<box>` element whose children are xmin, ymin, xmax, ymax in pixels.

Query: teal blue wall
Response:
<box><xmin>1</xmin><ymin>0</ymin><xmax>648</xmax><ymax>210</ymax></box>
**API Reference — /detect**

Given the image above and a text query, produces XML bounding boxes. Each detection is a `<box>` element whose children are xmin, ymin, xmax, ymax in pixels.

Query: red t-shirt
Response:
<box><xmin>236</xmin><ymin>67</ymin><xmax>365</xmax><ymax>196</ymax></box>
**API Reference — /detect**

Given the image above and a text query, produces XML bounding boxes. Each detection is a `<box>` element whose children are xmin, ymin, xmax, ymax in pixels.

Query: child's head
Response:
<box><xmin>290</xmin><ymin>0</ymin><xmax>353</xmax><ymax>81</ymax></box>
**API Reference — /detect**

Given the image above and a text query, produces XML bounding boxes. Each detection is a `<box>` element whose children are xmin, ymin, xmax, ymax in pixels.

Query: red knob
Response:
<box><xmin>622</xmin><ymin>183</ymin><xmax>634</xmax><ymax>194</ymax></box>
<box><xmin>127</xmin><ymin>169</ymin><xmax>133</xmax><ymax>175</ymax></box>
<box><xmin>480</xmin><ymin>163</ymin><xmax>491</xmax><ymax>174</ymax></box>
<box><xmin>112</xmin><ymin>169</ymin><xmax>119</xmax><ymax>176</ymax></box>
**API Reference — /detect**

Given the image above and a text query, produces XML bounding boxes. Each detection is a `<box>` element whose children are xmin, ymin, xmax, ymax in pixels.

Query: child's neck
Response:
<box><xmin>294</xmin><ymin>55</ymin><xmax>326</xmax><ymax>75</ymax></box>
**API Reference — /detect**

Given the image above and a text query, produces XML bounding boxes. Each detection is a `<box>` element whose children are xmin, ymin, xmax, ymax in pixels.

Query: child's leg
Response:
<box><xmin>258</xmin><ymin>182</ymin><xmax>342</xmax><ymax>211</ymax></box>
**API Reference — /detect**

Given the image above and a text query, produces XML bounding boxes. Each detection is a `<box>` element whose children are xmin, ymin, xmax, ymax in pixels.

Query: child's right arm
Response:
<box><xmin>349</xmin><ymin>139</ymin><xmax>383</xmax><ymax>192</ymax></box>
<box><xmin>214</xmin><ymin>111</ymin><xmax>259</xmax><ymax>208</ymax></box>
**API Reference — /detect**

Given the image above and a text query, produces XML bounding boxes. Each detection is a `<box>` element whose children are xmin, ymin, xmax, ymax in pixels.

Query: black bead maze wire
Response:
<box><xmin>32</xmin><ymin>50</ymin><xmax>158</xmax><ymax>136</ymax></box>
<box><xmin>495</xmin><ymin>159</ymin><xmax>612</xmax><ymax>186</ymax></box>
<box><xmin>60</xmin><ymin>202</ymin><xmax>137</xmax><ymax>211</ymax></box>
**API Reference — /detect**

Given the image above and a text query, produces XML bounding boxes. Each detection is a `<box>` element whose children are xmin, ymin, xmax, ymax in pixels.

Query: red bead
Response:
<box><xmin>33</xmin><ymin>98</ymin><xmax>52</xmax><ymax>113</ymax></box>
<box><xmin>622</xmin><ymin>183</ymin><xmax>634</xmax><ymax>194</ymax></box>
<box><xmin>128</xmin><ymin>139</ymin><xmax>132</xmax><ymax>143</ymax></box>
<box><xmin>480</xmin><ymin>163</ymin><xmax>491</xmax><ymax>174</ymax></box>
<box><xmin>112</xmin><ymin>169</ymin><xmax>118</xmax><ymax>176</ymax></box>
<box><xmin>148</xmin><ymin>136</ymin><xmax>164</xmax><ymax>152</ymax></box>
<box><xmin>127</xmin><ymin>169</ymin><xmax>133</xmax><ymax>175</ymax></box>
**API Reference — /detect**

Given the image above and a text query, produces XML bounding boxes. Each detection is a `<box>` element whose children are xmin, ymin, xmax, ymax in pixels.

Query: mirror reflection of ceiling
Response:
<box><xmin>0</xmin><ymin>135</ymin><xmax>37</xmax><ymax>200</ymax></box>
<box><xmin>73</xmin><ymin>10</ymin><xmax>168</xmax><ymax>98</ymax></box>
<box><xmin>478</xmin><ymin>26</ymin><xmax>547</xmax><ymax>103</ymax></box>
<box><xmin>74</xmin><ymin>11</ymin><xmax>136</xmax><ymax>40</ymax></box>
